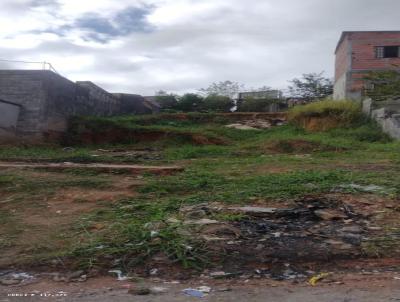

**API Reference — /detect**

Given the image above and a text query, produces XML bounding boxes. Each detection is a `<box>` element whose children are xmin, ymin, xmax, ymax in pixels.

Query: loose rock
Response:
<box><xmin>229</xmin><ymin>206</ymin><xmax>277</xmax><ymax>217</ymax></box>
<box><xmin>314</xmin><ymin>209</ymin><xmax>347</xmax><ymax>220</ymax></box>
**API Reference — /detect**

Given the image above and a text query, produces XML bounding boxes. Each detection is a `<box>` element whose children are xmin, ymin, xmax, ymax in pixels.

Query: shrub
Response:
<box><xmin>364</xmin><ymin>70</ymin><xmax>400</xmax><ymax>101</ymax></box>
<box><xmin>328</xmin><ymin>123</ymin><xmax>391</xmax><ymax>143</ymax></box>
<box><xmin>288</xmin><ymin>100</ymin><xmax>364</xmax><ymax>130</ymax></box>
<box><xmin>202</xmin><ymin>94</ymin><xmax>234</xmax><ymax>112</ymax></box>
<box><xmin>176</xmin><ymin>93</ymin><xmax>204</xmax><ymax>112</ymax></box>
<box><xmin>155</xmin><ymin>95</ymin><xmax>178</xmax><ymax>109</ymax></box>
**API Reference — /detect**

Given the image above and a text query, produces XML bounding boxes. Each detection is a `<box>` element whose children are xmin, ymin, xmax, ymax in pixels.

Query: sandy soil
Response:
<box><xmin>1</xmin><ymin>272</ymin><xmax>400</xmax><ymax>302</ymax></box>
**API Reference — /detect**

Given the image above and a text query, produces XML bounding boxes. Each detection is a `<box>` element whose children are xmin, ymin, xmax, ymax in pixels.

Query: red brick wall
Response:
<box><xmin>335</xmin><ymin>32</ymin><xmax>400</xmax><ymax>98</ymax></box>
<box><xmin>349</xmin><ymin>32</ymin><xmax>400</xmax><ymax>70</ymax></box>
<box><xmin>349</xmin><ymin>72</ymin><xmax>367</xmax><ymax>92</ymax></box>
<box><xmin>335</xmin><ymin>37</ymin><xmax>350</xmax><ymax>81</ymax></box>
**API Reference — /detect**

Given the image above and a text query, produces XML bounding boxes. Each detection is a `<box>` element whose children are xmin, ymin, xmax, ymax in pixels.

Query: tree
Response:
<box><xmin>202</xmin><ymin>94</ymin><xmax>234</xmax><ymax>112</ymax></box>
<box><xmin>154</xmin><ymin>90</ymin><xmax>178</xmax><ymax>109</ymax></box>
<box><xmin>288</xmin><ymin>72</ymin><xmax>333</xmax><ymax>101</ymax></box>
<box><xmin>175</xmin><ymin>93</ymin><xmax>204</xmax><ymax>112</ymax></box>
<box><xmin>364</xmin><ymin>70</ymin><xmax>400</xmax><ymax>101</ymax></box>
<box><xmin>199</xmin><ymin>80</ymin><xmax>244</xmax><ymax>99</ymax></box>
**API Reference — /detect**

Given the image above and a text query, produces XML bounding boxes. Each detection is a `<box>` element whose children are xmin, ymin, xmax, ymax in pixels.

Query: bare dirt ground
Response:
<box><xmin>0</xmin><ymin>169</ymin><xmax>144</xmax><ymax>268</ymax></box>
<box><xmin>2</xmin><ymin>271</ymin><xmax>400</xmax><ymax>301</ymax></box>
<box><xmin>1</xmin><ymin>114</ymin><xmax>399</xmax><ymax>301</ymax></box>
<box><xmin>0</xmin><ymin>162</ymin><xmax>183</xmax><ymax>175</ymax></box>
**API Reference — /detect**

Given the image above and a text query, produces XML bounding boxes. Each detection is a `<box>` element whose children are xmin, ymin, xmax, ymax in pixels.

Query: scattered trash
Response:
<box><xmin>0</xmin><ymin>272</ymin><xmax>34</xmax><ymax>286</ymax></box>
<box><xmin>225</xmin><ymin>119</ymin><xmax>282</xmax><ymax>130</ymax></box>
<box><xmin>309</xmin><ymin>273</ymin><xmax>331</xmax><ymax>286</ymax></box>
<box><xmin>183</xmin><ymin>286</ymin><xmax>211</xmax><ymax>298</ymax></box>
<box><xmin>210</xmin><ymin>271</ymin><xmax>241</xmax><ymax>279</ymax></box>
<box><xmin>226</xmin><ymin>124</ymin><xmax>261</xmax><ymax>131</ymax></box>
<box><xmin>0</xmin><ymin>279</ymin><xmax>21</xmax><ymax>285</ymax></box>
<box><xmin>150</xmin><ymin>231</ymin><xmax>159</xmax><ymax>238</ymax></box>
<box><xmin>183</xmin><ymin>289</ymin><xmax>206</xmax><ymax>298</ymax></box>
<box><xmin>183</xmin><ymin>219</ymin><xmax>220</xmax><ymax>225</ymax></box>
<box><xmin>150</xmin><ymin>287</ymin><xmax>168</xmax><ymax>294</ymax></box>
<box><xmin>197</xmin><ymin>286</ymin><xmax>211</xmax><ymax>293</ymax></box>
<box><xmin>108</xmin><ymin>270</ymin><xmax>131</xmax><ymax>281</ymax></box>
<box><xmin>337</xmin><ymin>183</ymin><xmax>392</xmax><ymax>194</ymax></box>
<box><xmin>10</xmin><ymin>272</ymin><xmax>33</xmax><ymax>280</ymax></box>
<box><xmin>149</xmin><ymin>268</ymin><xmax>158</xmax><ymax>276</ymax></box>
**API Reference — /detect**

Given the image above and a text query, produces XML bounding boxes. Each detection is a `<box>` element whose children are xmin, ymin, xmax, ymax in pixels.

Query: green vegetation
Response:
<box><xmin>175</xmin><ymin>93</ymin><xmax>204</xmax><ymax>112</ymax></box>
<box><xmin>202</xmin><ymin>94</ymin><xmax>234</xmax><ymax>112</ymax></box>
<box><xmin>1</xmin><ymin>111</ymin><xmax>400</xmax><ymax>270</ymax></box>
<box><xmin>288</xmin><ymin>100</ymin><xmax>364</xmax><ymax>128</ymax></box>
<box><xmin>288</xmin><ymin>72</ymin><xmax>333</xmax><ymax>101</ymax></box>
<box><xmin>364</xmin><ymin>70</ymin><xmax>400</xmax><ymax>101</ymax></box>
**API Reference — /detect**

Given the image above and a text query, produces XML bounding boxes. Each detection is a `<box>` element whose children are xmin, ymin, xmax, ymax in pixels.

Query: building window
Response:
<box><xmin>376</xmin><ymin>46</ymin><xmax>400</xmax><ymax>58</ymax></box>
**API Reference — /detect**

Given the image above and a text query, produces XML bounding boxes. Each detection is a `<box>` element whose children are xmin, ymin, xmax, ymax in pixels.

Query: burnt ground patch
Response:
<box><xmin>176</xmin><ymin>195</ymin><xmax>398</xmax><ymax>274</ymax></box>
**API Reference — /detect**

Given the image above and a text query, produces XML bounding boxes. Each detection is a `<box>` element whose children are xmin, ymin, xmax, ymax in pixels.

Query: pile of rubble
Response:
<box><xmin>225</xmin><ymin>119</ymin><xmax>286</xmax><ymax>130</ymax></box>
<box><xmin>160</xmin><ymin>196</ymin><xmax>387</xmax><ymax>267</ymax></box>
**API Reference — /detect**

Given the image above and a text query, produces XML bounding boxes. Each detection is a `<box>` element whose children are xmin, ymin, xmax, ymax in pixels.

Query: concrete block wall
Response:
<box><xmin>76</xmin><ymin>81</ymin><xmax>120</xmax><ymax>116</ymax></box>
<box><xmin>0</xmin><ymin>100</ymin><xmax>21</xmax><ymax>140</ymax></box>
<box><xmin>0</xmin><ymin>70</ymin><xmax>124</xmax><ymax>140</ymax></box>
<box><xmin>363</xmin><ymin>98</ymin><xmax>400</xmax><ymax>140</ymax></box>
<box><xmin>0</xmin><ymin>70</ymin><xmax>49</xmax><ymax>136</ymax></box>
<box><xmin>113</xmin><ymin>93</ymin><xmax>158</xmax><ymax>114</ymax></box>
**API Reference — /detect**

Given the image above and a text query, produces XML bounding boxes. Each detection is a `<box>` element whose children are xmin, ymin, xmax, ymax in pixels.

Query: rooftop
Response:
<box><xmin>335</xmin><ymin>31</ymin><xmax>400</xmax><ymax>53</ymax></box>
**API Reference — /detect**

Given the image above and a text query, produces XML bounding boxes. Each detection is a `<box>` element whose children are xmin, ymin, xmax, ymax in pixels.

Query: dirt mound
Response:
<box><xmin>300</xmin><ymin>116</ymin><xmax>342</xmax><ymax>132</ymax></box>
<box><xmin>66</xmin><ymin>127</ymin><xmax>226</xmax><ymax>146</ymax></box>
<box><xmin>265</xmin><ymin>139</ymin><xmax>343</xmax><ymax>154</ymax></box>
<box><xmin>120</xmin><ymin>112</ymin><xmax>287</xmax><ymax>125</ymax></box>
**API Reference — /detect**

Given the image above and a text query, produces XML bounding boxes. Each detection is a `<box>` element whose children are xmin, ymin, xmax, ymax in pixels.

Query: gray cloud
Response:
<box><xmin>0</xmin><ymin>0</ymin><xmax>400</xmax><ymax>95</ymax></box>
<box><xmin>74</xmin><ymin>6</ymin><xmax>154</xmax><ymax>42</ymax></box>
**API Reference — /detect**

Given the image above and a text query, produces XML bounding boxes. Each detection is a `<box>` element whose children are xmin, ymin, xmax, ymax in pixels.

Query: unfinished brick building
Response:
<box><xmin>334</xmin><ymin>31</ymin><xmax>400</xmax><ymax>100</ymax></box>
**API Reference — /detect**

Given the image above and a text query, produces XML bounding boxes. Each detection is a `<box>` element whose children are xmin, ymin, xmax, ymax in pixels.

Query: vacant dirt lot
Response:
<box><xmin>0</xmin><ymin>113</ymin><xmax>399</xmax><ymax>300</ymax></box>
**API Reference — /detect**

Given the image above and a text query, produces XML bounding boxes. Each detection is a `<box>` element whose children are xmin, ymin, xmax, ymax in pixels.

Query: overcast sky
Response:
<box><xmin>0</xmin><ymin>0</ymin><xmax>399</xmax><ymax>95</ymax></box>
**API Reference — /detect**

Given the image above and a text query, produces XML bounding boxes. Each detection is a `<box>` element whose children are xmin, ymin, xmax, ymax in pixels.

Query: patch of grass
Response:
<box><xmin>165</xmin><ymin>145</ymin><xmax>233</xmax><ymax>160</ymax></box>
<box><xmin>288</xmin><ymin>100</ymin><xmax>364</xmax><ymax>130</ymax></box>
<box><xmin>71</xmin><ymin>220</ymin><xmax>209</xmax><ymax>270</ymax></box>
<box><xmin>328</xmin><ymin>122</ymin><xmax>392</xmax><ymax>143</ymax></box>
<box><xmin>0</xmin><ymin>171</ymin><xmax>112</xmax><ymax>197</ymax></box>
<box><xmin>0</xmin><ymin>175</ymin><xmax>14</xmax><ymax>187</ymax></box>
<box><xmin>1</xmin><ymin>112</ymin><xmax>399</xmax><ymax>270</ymax></box>
<box><xmin>140</xmin><ymin>169</ymin><xmax>360</xmax><ymax>201</ymax></box>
